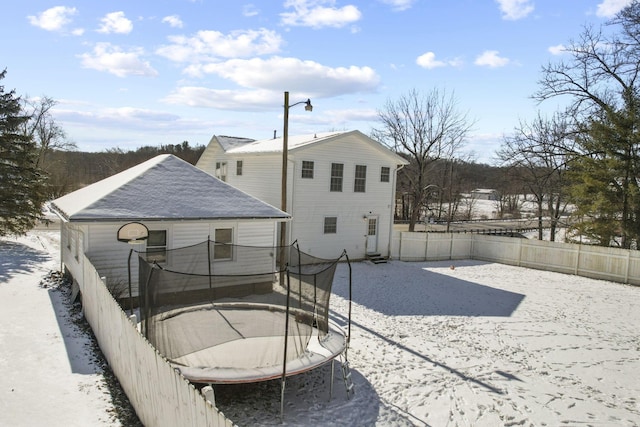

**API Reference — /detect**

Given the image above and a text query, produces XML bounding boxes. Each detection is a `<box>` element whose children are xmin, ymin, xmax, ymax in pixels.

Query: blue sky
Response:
<box><xmin>1</xmin><ymin>0</ymin><xmax>632</xmax><ymax>164</ymax></box>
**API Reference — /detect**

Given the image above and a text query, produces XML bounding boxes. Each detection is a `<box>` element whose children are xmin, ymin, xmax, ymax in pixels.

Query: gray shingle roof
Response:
<box><xmin>51</xmin><ymin>154</ymin><xmax>289</xmax><ymax>222</ymax></box>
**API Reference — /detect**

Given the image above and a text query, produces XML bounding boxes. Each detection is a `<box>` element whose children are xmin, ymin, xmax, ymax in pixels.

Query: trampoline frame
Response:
<box><xmin>134</xmin><ymin>240</ymin><xmax>353</xmax><ymax>420</ymax></box>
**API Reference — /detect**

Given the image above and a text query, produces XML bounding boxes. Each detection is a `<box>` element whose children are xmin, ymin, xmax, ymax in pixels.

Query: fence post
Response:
<box><xmin>625</xmin><ymin>250</ymin><xmax>631</xmax><ymax>283</ymax></box>
<box><xmin>449</xmin><ymin>233</ymin><xmax>454</xmax><ymax>260</ymax></box>
<box><xmin>424</xmin><ymin>232</ymin><xmax>428</xmax><ymax>261</ymax></box>
<box><xmin>517</xmin><ymin>238</ymin><xmax>523</xmax><ymax>267</ymax></box>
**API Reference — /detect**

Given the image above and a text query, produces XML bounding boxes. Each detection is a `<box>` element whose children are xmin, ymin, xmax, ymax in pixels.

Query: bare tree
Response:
<box><xmin>18</xmin><ymin>96</ymin><xmax>77</xmax><ymax>198</ymax></box>
<box><xmin>533</xmin><ymin>3</ymin><xmax>640</xmax><ymax>248</ymax></box>
<box><xmin>373</xmin><ymin>88</ymin><xmax>474</xmax><ymax>231</ymax></box>
<box><xmin>497</xmin><ymin>112</ymin><xmax>574</xmax><ymax>241</ymax></box>
<box><xmin>20</xmin><ymin>96</ymin><xmax>76</xmax><ymax>167</ymax></box>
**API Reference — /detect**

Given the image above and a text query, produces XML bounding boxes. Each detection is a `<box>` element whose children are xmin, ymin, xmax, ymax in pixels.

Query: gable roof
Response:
<box><xmin>51</xmin><ymin>154</ymin><xmax>289</xmax><ymax>222</ymax></box>
<box><xmin>222</xmin><ymin>130</ymin><xmax>409</xmax><ymax>165</ymax></box>
<box><xmin>227</xmin><ymin>131</ymin><xmax>344</xmax><ymax>154</ymax></box>
<box><xmin>215</xmin><ymin>135</ymin><xmax>255</xmax><ymax>151</ymax></box>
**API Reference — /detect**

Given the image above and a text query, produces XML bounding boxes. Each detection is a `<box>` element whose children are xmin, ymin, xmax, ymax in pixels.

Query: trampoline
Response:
<box><xmin>152</xmin><ymin>302</ymin><xmax>347</xmax><ymax>384</ymax></box>
<box><xmin>136</xmin><ymin>239</ymin><xmax>352</xmax><ymax>415</ymax></box>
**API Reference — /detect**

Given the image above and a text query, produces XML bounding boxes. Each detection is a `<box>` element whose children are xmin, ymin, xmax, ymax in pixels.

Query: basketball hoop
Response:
<box><xmin>117</xmin><ymin>222</ymin><xmax>149</xmax><ymax>243</ymax></box>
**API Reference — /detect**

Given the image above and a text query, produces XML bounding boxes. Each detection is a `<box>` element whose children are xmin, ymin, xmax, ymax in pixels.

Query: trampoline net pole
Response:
<box><xmin>281</xmin><ymin>268</ymin><xmax>292</xmax><ymax>421</ymax></box>
<box><xmin>207</xmin><ymin>236</ymin><xmax>212</xmax><ymax>302</ymax></box>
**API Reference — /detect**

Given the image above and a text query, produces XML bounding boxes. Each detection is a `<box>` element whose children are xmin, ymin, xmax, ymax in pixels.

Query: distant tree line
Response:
<box><xmin>44</xmin><ymin>142</ymin><xmax>205</xmax><ymax>198</ymax></box>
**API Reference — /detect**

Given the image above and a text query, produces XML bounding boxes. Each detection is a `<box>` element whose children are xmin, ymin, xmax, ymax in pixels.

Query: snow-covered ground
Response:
<box><xmin>2</xmin><ymin>230</ymin><xmax>639</xmax><ymax>426</ymax></box>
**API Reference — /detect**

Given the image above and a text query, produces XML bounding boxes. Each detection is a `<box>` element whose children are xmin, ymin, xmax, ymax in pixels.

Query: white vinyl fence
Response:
<box><xmin>392</xmin><ymin>231</ymin><xmax>640</xmax><ymax>286</ymax></box>
<box><xmin>79</xmin><ymin>253</ymin><xmax>236</xmax><ymax>427</ymax></box>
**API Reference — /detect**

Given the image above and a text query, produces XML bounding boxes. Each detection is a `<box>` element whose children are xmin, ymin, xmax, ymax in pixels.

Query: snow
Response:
<box><xmin>2</xmin><ymin>229</ymin><xmax>640</xmax><ymax>426</ymax></box>
<box><xmin>0</xmin><ymin>231</ymin><xmax>121</xmax><ymax>427</ymax></box>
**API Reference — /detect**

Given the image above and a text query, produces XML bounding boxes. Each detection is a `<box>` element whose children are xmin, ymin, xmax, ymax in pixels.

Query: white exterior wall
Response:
<box><xmin>197</xmin><ymin>132</ymin><xmax>404</xmax><ymax>260</ymax></box>
<box><xmin>194</xmin><ymin>140</ymin><xmax>223</xmax><ymax>174</ymax></box>
<box><xmin>61</xmin><ymin>219</ymin><xmax>280</xmax><ymax>297</ymax></box>
<box><xmin>60</xmin><ymin>222</ymin><xmax>88</xmax><ymax>287</ymax></box>
<box><xmin>289</xmin><ymin>137</ymin><xmax>397</xmax><ymax>259</ymax></box>
<box><xmin>226</xmin><ymin>153</ymin><xmax>283</xmax><ymax>209</ymax></box>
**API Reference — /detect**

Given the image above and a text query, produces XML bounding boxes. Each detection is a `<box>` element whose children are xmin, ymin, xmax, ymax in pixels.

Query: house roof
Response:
<box><xmin>51</xmin><ymin>154</ymin><xmax>289</xmax><ymax>222</ymax></box>
<box><xmin>226</xmin><ymin>131</ymin><xmax>342</xmax><ymax>154</ymax></box>
<box><xmin>215</xmin><ymin>135</ymin><xmax>256</xmax><ymax>151</ymax></box>
<box><xmin>222</xmin><ymin>130</ymin><xmax>409</xmax><ymax>165</ymax></box>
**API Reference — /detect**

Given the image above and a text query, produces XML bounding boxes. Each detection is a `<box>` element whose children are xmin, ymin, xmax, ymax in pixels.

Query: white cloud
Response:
<box><xmin>161</xmin><ymin>15</ymin><xmax>184</xmax><ymax>28</ymax></box>
<box><xmin>378</xmin><ymin>0</ymin><xmax>416</xmax><ymax>12</ymax></box>
<box><xmin>27</xmin><ymin>6</ymin><xmax>78</xmax><ymax>32</ymax></box>
<box><xmin>495</xmin><ymin>0</ymin><xmax>534</xmax><ymax>20</ymax></box>
<box><xmin>243</xmin><ymin>4</ymin><xmax>260</xmax><ymax>17</ymax></box>
<box><xmin>156</xmin><ymin>29</ymin><xmax>283</xmax><ymax>62</ymax></box>
<box><xmin>548</xmin><ymin>44</ymin><xmax>566</xmax><ymax>55</ymax></box>
<box><xmin>596</xmin><ymin>0</ymin><xmax>633</xmax><ymax>18</ymax></box>
<box><xmin>97</xmin><ymin>11</ymin><xmax>133</xmax><ymax>34</ymax></box>
<box><xmin>182</xmin><ymin>56</ymin><xmax>380</xmax><ymax>96</ymax></box>
<box><xmin>416</xmin><ymin>52</ymin><xmax>462</xmax><ymax>69</ymax></box>
<box><xmin>475</xmin><ymin>50</ymin><xmax>510</xmax><ymax>67</ymax></box>
<box><xmin>281</xmin><ymin>0</ymin><xmax>362</xmax><ymax>28</ymax></box>
<box><xmin>162</xmin><ymin>87</ymin><xmax>278</xmax><ymax>109</ymax></box>
<box><xmin>79</xmin><ymin>43</ymin><xmax>158</xmax><ymax>77</ymax></box>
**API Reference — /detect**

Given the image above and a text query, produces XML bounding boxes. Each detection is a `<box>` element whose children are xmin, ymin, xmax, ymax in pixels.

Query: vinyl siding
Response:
<box><xmin>196</xmin><ymin>131</ymin><xmax>404</xmax><ymax>260</ymax></box>
<box><xmin>63</xmin><ymin>219</ymin><xmax>280</xmax><ymax>298</ymax></box>
<box><xmin>290</xmin><ymin>134</ymin><xmax>396</xmax><ymax>259</ymax></box>
<box><xmin>225</xmin><ymin>154</ymin><xmax>283</xmax><ymax>209</ymax></box>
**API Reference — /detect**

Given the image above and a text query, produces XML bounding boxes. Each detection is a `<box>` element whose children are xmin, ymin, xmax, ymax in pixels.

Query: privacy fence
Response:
<box><xmin>75</xmin><ymin>233</ymin><xmax>638</xmax><ymax>426</ymax></box>
<box><xmin>392</xmin><ymin>231</ymin><xmax>640</xmax><ymax>286</ymax></box>
<box><xmin>78</xmin><ymin>253</ymin><xmax>235</xmax><ymax>427</ymax></box>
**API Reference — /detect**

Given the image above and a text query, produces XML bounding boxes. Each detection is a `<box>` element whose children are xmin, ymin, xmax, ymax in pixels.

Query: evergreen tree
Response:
<box><xmin>567</xmin><ymin>104</ymin><xmax>640</xmax><ymax>248</ymax></box>
<box><xmin>0</xmin><ymin>70</ymin><xmax>49</xmax><ymax>236</ymax></box>
<box><xmin>534</xmin><ymin>2</ymin><xmax>640</xmax><ymax>248</ymax></box>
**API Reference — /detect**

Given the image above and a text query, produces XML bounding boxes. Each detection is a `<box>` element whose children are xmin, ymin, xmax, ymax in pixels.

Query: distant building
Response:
<box><xmin>471</xmin><ymin>188</ymin><xmax>499</xmax><ymax>201</ymax></box>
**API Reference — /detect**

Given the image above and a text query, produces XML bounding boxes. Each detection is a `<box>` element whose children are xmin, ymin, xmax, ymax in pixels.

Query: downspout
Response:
<box><xmin>388</xmin><ymin>163</ymin><xmax>405</xmax><ymax>259</ymax></box>
<box><xmin>289</xmin><ymin>155</ymin><xmax>296</xmax><ymax>246</ymax></box>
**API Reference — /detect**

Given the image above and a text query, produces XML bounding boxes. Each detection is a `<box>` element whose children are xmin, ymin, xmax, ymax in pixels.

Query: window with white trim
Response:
<box><xmin>354</xmin><ymin>165</ymin><xmax>367</xmax><ymax>192</ymax></box>
<box><xmin>380</xmin><ymin>166</ymin><xmax>390</xmax><ymax>183</ymax></box>
<box><xmin>236</xmin><ymin>160</ymin><xmax>243</xmax><ymax>176</ymax></box>
<box><xmin>146</xmin><ymin>230</ymin><xmax>167</xmax><ymax>263</ymax></box>
<box><xmin>330</xmin><ymin>163</ymin><xmax>343</xmax><ymax>192</ymax></box>
<box><xmin>214</xmin><ymin>228</ymin><xmax>233</xmax><ymax>260</ymax></box>
<box><xmin>301</xmin><ymin>160</ymin><xmax>314</xmax><ymax>178</ymax></box>
<box><xmin>324</xmin><ymin>217</ymin><xmax>337</xmax><ymax>234</ymax></box>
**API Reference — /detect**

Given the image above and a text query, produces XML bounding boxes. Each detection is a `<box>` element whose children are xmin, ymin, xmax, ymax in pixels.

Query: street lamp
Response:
<box><xmin>280</xmin><ymin>91</ymin><xmax>312</xmax><ymax>254</ymax></box>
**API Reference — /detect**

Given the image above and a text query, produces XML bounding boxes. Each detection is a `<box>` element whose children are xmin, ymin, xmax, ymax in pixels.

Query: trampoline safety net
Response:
<box><xmin>138</xmin><ymin>240</ymin><xmax>346</xmax><ymax>374</ymax></box>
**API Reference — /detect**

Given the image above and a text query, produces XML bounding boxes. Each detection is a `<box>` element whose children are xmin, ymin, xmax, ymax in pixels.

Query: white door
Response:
<box><xmin>366</xmin><ymin>216</ymin><xmax>378</xmax><ymax>254</ymax></box>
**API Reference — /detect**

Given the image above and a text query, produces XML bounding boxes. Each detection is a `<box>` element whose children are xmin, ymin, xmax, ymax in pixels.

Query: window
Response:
<box><xmin>354</xmin><ymin>165</ymin><xmax>367</xmax><ymax>192</ymax></box>
<box><xmin>214</xmin><ymin>228</ymin><xmax>233</xmax><ymax>260</ymax></box>
<box><xmin>147</xmin><ymin>230</ymin><xmax>167</xmax><ymax>263</ymax></box>
<box><xmin>380</xmin><ymin>166</ymin><xmax>390</xmax><ymax>183</ymax></box>
<box><xmin>236</xmin><ymin>160</ymin><xmax>243</xmax><ymax>176</ymax></box>
<box><xmin>301</xmin><ymin>160</ymin><xmax>314</xmax><ymax>179</ymax></box>
<box><xmin>330</xmin><ymin>163</ymin><xmax>343</xmax><ymax>192</ymax></box>
<box><xmin>215</xmin><ymin>161</ymin><xmax>227</xmax><ymax>181</ymax></box>
<box><xmin>324</xmin><ymin>217</ymin><xmax>337</xmax><ymax>234</ymax></box>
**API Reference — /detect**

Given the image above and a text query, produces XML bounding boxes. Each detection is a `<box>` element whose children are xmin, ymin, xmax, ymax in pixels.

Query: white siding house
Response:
<box><xmin>196</xmin><ymin>130</ymin><xmax>408</xmax><ymax>260</ymax></box>
<box><xmin>50</xmin><ymin>154</ymin><xmax>289</xmax><ymax>299</ymax></box>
